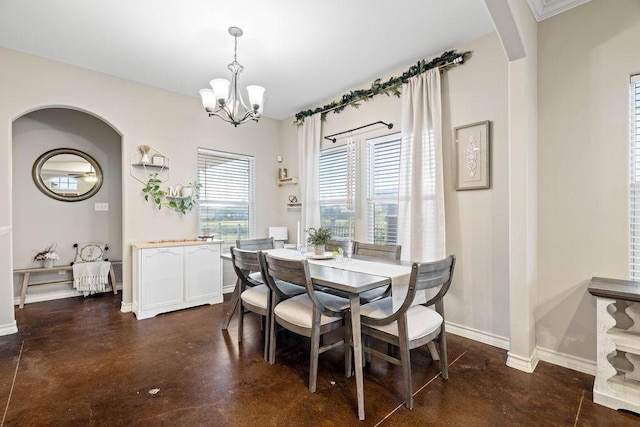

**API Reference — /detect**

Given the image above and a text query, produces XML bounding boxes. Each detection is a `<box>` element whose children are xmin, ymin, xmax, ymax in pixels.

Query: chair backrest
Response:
<box><xmin>353</xmin><ymin>242</ymin><xmax>401</xmax><ymax>260</ymax></box>
<box><xmin>258</xmin><ymin>251</ymin><xmax>310</xmax><ymax>299</ymax></box>
<box><xmin>258</xmin><ymin>252</ymin><xmax>342</xmax><ymax>317</ymax></box>
<box><xmin>403</xmin><ymin>255</ymin><xmax>456</xmax><ymax>314</ymax></box>
<box><xmin>362</xmin><ymin>255</ymin><xmax>456</xmax><ymax>326</ymax></box>
<box><xmin>230</xmin><ymin>247</ymin><xmax>263</xmax><ymax>287</ymax></box>
<box><xmin>325</xmin><ymin>239</ymin><xmax>353</xmax><ymax>254</ymax></box>
<box><xmin>236</xmin><ymin>237</ymin><xmax>275</xmax><ymax>251</ymax></box>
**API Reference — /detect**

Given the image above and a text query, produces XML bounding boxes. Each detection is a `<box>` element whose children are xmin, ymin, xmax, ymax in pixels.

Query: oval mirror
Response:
<box><xmin>32</xmin><ymin>148</ymin><xmax>103</xmax><ymax>202</ymax></box>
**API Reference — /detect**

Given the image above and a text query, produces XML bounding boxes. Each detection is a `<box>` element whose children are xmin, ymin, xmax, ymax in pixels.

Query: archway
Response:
<box><xmin>11</xmin><ymin>107</ymin><xmax>123</xmax><ymax>312</ymax></box>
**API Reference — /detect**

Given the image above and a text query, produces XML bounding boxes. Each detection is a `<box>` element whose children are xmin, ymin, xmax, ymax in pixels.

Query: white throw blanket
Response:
<box><xmin>73</xmin><ymin>261</ymin><xmax>110</xmax><ymax>296</ymax></box>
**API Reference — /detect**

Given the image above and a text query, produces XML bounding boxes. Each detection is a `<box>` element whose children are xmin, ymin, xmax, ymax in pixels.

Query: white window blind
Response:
<box><xmin>366</xmin><ymin>135</ymin><xmax>401</xmax><ymax>244</ymax></box>
<box><xmin>197</xmin><ymin>148</ymin><xmax>255</xmax><ymax>243</ymax></box>
<box><xmin>319</xmin><ymin>145</ymin><xmax>355</xmax><ymax>238</ymax></box>
<box><xmin>631</xmin><ymin>74</ymin><xmax>640</xmax><ymax>279</ymax></box>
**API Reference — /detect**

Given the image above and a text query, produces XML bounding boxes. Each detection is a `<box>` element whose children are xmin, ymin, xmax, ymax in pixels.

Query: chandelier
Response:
<box><xmin>199</xmin><ymin>26</ymin><xmax>265</xmax><ymax>127</ymax></box>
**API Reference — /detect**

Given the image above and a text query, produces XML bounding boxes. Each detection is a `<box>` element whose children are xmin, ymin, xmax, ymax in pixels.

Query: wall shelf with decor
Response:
<box><xmin>287</xmin><ymin>202</ymin><xmax>302</xmax><ymax>209</ymax></box>
<box><xmin>277</xmin><ymin>177</ymin><xmax>298</xmax><ymax>186</ymax></box>
<box><xmin>130</xmin><ymin>145</ymin><xmax>170</xmax><ymax>185</ymax></box>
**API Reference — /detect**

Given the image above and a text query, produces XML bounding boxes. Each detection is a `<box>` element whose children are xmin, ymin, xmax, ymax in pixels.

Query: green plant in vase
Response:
<box><xmin>306</xmin><ymin>226</ymin><xmax>332</xmax><ymax>255</ymax></box>
<box><xmin>142</xmin><ymin>174</ymin><xmax>201</xmax><ymax>215</ymax></box>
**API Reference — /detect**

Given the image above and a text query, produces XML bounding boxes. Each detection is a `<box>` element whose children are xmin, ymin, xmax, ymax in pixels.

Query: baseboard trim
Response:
<box><xmin>120</xmin><ymin>302</ymin><xmax>132</xmax><ymax>312</ymax></box>
<box><xmin>506</xmin><ymin>349</ymin><xmax>540</xmax><ymax>373</ymax></box>
<box><xmin>14</xmin><ymin>284</ymin><xmax>121</xmax><ymax>307</ymax></box>
<box><xmin>445</xmin><ymin>321</ymin><xmax>510</xmax><ymax>350</ymax></box>
<box><xmin>14</xmin><ymin>289</ymin><xmax>81</xmax><ymax>306</ymax></box>
<box><xmin>536</xmin><ymin>346</ymin><xmax>596</xmax><ymax>376</ymax></box>
<box><xmin>223</xmin><ymin>285</ymin><xmax>235</xmax><ymax>294</ymax></box>
<box><xmin>0</xmin><ymin>321</ymin><xmax>18</xmax><ymax>336</ymax></box>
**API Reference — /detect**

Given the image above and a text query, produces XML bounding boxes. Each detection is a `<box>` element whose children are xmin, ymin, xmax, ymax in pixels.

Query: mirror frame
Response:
<box><xmin>32</xmin><ymin>148</ymin><xmax>104</xmax><ymax>202</ymax></box>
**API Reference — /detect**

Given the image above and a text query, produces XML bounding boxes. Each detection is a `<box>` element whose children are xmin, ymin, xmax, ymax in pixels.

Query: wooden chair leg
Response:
<box><xmin>344</xmin><ymin>313</ymin><xmax>352</xmax><ymax>378</ymax></box>
<box><xmin>237</xmin><ymin>299</ymin><xmax>244</xmax><ymax>343</ymax></box>
<box><xmin>398</xmin><ymin>320</ymin><xmax>413</xmax><ymax>410</ymax></box>
<box><xmin>268</xmin><ymin>300</ymin><xmax>278</xmax><ymax>365</ymax></box>
<box><xmin>262</xmin><ymin>314</ymin><xmax>270</xmax><ymax>362</ymax></box>
<box><xmin>309</xmin><ymin>310</ymin><xmax>322</xmax><ymax>393</ymax></box>
<box><xmin>439</xmin><ymin>326</ymin><xmax>448</xmax><ymax>380</ymax></box>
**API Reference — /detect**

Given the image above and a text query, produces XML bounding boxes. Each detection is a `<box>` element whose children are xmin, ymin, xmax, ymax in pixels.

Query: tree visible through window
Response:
<box><xmin>318</xmin><ymin>134</ymin><xmax>400</xmax><ymax>244</ymax></box>
<box><xmin>318</xmin><ymin>145</ymin><xmax>355</xmax><ymax>238</ymax></box>
<box><xmin>197</xmin><ymin>148</ymin><xmax>255</xmax><ymax>243</ymax></box>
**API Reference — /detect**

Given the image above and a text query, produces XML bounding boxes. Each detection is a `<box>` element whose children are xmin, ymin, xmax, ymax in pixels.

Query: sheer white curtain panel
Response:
<box><xmin>298</xmin><ymin>114</ymin><xmax>322</xmax><ymax>233</ymax></box>
<box><xmin>397</xmin><ymin>69</ymin><xmax>446</xmax><ymax>261</ymax></box>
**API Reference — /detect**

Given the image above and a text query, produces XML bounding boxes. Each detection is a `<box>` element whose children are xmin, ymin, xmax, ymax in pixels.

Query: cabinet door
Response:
<box><xmin>184</xmin><ymin>244</ymin><xmax>221</xmax><ymax>302</ymax></box>
<box><xmin>140</xmin><ymin>247</ymin><xmax>184</xmax><ymax>309</ymax></box>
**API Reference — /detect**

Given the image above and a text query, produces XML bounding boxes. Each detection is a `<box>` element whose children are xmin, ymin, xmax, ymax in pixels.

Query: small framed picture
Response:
<box><xmin>152</xmin><ymin>155</ymin><xmax>165</xmax><ymax>166</ymax></box>
<box><xmin>453</xmin><ymin>120</ymin><xmax>490</xmax><ymax>190</ymax></box>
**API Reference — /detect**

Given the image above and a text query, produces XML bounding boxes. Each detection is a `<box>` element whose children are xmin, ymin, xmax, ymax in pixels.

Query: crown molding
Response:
<box><xmin>526</xmin><ymin>0</ymin><xmax>591</xmax><ymax>21</ymax></box>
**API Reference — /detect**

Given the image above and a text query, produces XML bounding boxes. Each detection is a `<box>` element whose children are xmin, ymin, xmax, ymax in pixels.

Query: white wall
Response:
<box><xmin>0</xmin><ymin>45</ymin><xmax>281</xmax><ymax>330</ymax></box>
<box><xmin>537</xmin><ymin>0</ymin><xmax>640</xmax><ymax>362</ymax></box>
<box><xmin>279</xmin><ymin>32</ymin><xmax>511</xmax><ymax>344</ymax></box>
<box><xmin>12</xmin><ymin>108</ymin><xmax>122</xmax><ymax>300</ymax></box>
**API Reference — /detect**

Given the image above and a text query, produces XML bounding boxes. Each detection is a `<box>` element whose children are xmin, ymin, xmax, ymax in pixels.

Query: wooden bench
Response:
<box><xmin>13</xmin><ymin>261</ymin><xmax>122</xmax><ymax>309</ymax></box>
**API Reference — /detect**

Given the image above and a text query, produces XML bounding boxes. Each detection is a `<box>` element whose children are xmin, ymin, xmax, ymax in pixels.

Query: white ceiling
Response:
<box><xmin>0</xmin><ymin>1</ymin><xmax>500</xmax><ymax>120</ymax></box>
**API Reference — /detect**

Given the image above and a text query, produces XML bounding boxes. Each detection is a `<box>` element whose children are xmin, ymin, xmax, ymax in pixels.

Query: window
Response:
<box><xmin>318</xmin><ymin>144</ymin><xmax>355</xmax><ymax>238</ymax></box>
<box><xmin>49</xmin><ymin>176</ymin><xmax>78</xmax><ymax>191</ymax></box>
<box><xmin>317</xmin><ymin>134</ymin><xmax>400</xmax><ymax>244</ymax></box>
<box><xmin>366</xmin><ymin>135</ymin><xmax>400</xmax><ymax>244</ymax></box>
<box><xmin>197</xmin><ymin>148</ymin><xmax>255</xmax><ymax>243</ymax></box>
<box><xmin>631</xmin><ymin>74</ymin><xmax>640</xmax><ymax>279</ymax></box>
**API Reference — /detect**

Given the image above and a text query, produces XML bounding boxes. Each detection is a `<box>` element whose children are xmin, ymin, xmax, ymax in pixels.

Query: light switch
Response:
<box><xmin>95</xmin><ymin>203</ymin><xmax>109</xmax><ymax>211</ymax></box>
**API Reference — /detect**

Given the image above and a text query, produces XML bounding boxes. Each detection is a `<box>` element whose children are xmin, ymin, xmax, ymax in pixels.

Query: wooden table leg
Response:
<box><xmin>109</xmin><ymin>264</ymin><xmax>118</xmax><ymax>294</ymax></box>
<box><xmin>350</xmin><ymin>295</ymin><xmax>365</xmax><ymax>421</ymax></box>
<box><xmin>222</xmin><ymin>278</ymin><xmax>241</xmax><ymax>330</ymax></box>
<box><xmin>19</xmin><ymin>272</ymin><xmax>30</xmax><ymax>309</ymax></box>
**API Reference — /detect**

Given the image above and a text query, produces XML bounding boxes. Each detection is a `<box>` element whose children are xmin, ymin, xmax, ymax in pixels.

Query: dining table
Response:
<box><xmin>220</xmin><ymin>248</ymin><xmax>413</xmax><ymax>420</ymax></box>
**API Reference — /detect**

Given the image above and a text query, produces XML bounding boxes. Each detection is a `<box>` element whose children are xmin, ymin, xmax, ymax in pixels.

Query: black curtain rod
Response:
<box><xmin>324</xmin><ymin>121</ymin><xmax>393</xmax><ymax>143</ymax></box>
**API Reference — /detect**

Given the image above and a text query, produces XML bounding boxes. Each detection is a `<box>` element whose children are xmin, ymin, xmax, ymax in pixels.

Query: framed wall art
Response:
<box><xmin>453</xmin><ymin>120</ymin><xmax>490</xmax><ymax>190</ymax></box>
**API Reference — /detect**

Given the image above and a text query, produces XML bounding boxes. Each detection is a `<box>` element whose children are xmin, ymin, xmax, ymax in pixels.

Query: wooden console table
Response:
<box><xmin>13</xmin><ymin>261</ymin><xmax>121</xmax><ymax>309</ymax></box>
<box><xmin>588</xmin><ymin>276</ymin><xmax>640</xmax><ymax>414</ymax></box>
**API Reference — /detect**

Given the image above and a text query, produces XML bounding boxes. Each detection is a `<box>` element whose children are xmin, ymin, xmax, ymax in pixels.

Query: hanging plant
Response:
<box><xmin>293</xmin><ymin>50</ymin><xmax>470</xmax><ymax>126</ymax></box>
<box><xmin>142</xmin><ymin>173</ymin><xmax>201</xmax><ymax>215</ymax></box>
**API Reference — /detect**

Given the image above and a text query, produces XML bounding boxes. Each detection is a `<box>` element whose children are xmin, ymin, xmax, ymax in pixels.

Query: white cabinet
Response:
<box><xmin>132</xmin><ymin>241</ymin><xmax>223</xmax><ymax>320</ymax></box>
<box><xmin>588</xmin><ymin>277</ymin><xmax>640</xmax><ymax>414</ymax></box>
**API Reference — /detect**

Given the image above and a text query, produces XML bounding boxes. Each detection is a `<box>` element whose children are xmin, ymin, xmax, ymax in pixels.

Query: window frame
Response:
<box><xmin>630</xmin><ymin>74</ymin><xmax>640</xmax><ymax>279</ymax></box>
<box><xmin>197</xmin><ymin>148</ymin><xmax>255</xmax><ymax>244</ymax></box>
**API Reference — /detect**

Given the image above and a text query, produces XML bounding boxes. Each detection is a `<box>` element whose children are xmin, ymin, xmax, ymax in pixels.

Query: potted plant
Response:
<box><xmin>34</xmin><ymin>243</ymin><xmax>59</xmax><ymax>268</ymax></box>
<box><xmin>306</xmin><ymin>226</ymin><xmax>332</xmax><ymax>255</ymax></box>
<box><xmin>142</xmin><ymin>174</ymin><xmax>201</xmax><ymax>215</ymax></box>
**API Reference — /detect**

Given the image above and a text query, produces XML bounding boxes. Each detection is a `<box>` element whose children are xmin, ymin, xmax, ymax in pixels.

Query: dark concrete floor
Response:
<box><xmin>0</xmin><ymin>293</ymin><xmax>638</xmax><ymax>426</ymax></box>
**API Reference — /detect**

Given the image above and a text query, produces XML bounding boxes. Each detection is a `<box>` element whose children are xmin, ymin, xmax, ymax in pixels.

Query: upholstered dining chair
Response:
<box><xmin>258</xmin><ymin>251</ymin><xmax>351</xmax><ymax>392</ymax></box>
<box><xmin>231</xmin><ymin>247</ymin><xmax>305</xmax><ymax>361</ymax></box>
<box><xmin>236</xmin><ymin>237</ymin><xmax>275</xmax><ymax>283</ymax></box>
<box><xmin>236</xmin><ymin>237</ymin><xmax>275</xmax><ymax>251</ymax></box>
<box><xmin>325</xmin><ymin>239</ymin><xmax>354</xmax><ymax>254</ymax></box>
<box><xmin>353</xmin><ymin>242</ymin><xmax>402</xmax><ymax>304</ymax></box>
<box><xmin>353</xmin><ymin>242</ymin><xmax>401</xmax><ymax>260</ymax></box>
<box><xmin>354</xmin><ymin>255</ymin><xmax>455</xmax><ymax>410</ymax></box>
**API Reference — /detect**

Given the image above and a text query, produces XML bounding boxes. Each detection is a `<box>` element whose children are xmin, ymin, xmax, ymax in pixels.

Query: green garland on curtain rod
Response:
<box><xmin>293</xmin><ymin>50</ymin><xmax>471</xmax><ymax>126</ymax></box>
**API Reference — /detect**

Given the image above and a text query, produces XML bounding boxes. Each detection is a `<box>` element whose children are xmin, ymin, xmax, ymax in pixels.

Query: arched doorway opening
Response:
<box><xmin>11</xmin><ymin>107</ymin><xmax>123</xmax><ymax>310</ymax></box>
